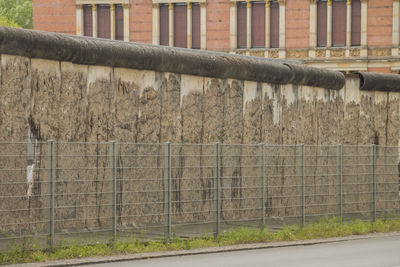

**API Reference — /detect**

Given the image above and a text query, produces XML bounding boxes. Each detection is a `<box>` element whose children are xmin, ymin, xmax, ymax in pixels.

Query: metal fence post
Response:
<box><xmin>299</xmin><ymin>144</ymin><xmax>305</xmax><ymax>227</ymax></box>
<box><xmin>370</xmin><ymin>144</ymin><xmax>376</xmax><ymax>222</ymax></box>
<box><xmin>337</xmin><ymin>144</ymin><xmax>343</xmax><ymax>223</ymax></box>
<box><xmin>259</xmin><ymin>144</ymin><xmax>265</xmax><ymax>229</ymax></box>
<box><xmin>109</xmin><ymin>141</ymin><xmax>117</xmax><ymax>241</ymax></box>
<box><xmin>47</xmin><ymin>140</ymin><xmax>55</xmax><ymax>249</ymax></box>
<box><xmin>164</xmin><ymin>142</ymin><xmax>172</xmax><ymax>239</ymax></box>
<box><xmin>214</xmin><ymin>143</ymin><xmax>220</xmax><ymax>236</ymax></box>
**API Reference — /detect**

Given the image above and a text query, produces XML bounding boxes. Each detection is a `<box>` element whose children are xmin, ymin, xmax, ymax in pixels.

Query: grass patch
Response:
<box><xmin>1</xmin><ymin>217</ymin><xmax>400</xmax><ymax>265</ymax></box>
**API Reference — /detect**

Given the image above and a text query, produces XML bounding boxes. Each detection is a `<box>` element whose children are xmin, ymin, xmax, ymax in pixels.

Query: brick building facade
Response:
<box><xmin>33</xmin><ymin>0</ymin><xmax>400</xmax><ymax>73</ymax></box>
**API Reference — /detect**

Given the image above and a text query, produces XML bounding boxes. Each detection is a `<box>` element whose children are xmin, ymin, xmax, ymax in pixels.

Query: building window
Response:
<box><xmin>83</xmin><ymin>5</ymin><xmax>93</xmax><ymax>37</ymax></box>
<box><xmin>98</xmin><ymin>5</ymin><xmax>111</xmax><ymax>39</ymax></box>
<box><xmin>158</xmin><ymin>2</ymin><xmax>201</xmax><ymax>49</ymax></box>
<box><xmin>159</xmin><ymin>4</ymin><xmax>169</xmax><ymax>46</ymax></box>
<box><xmin>351</xmin><ymin>0</ymin><xmax>361</xmax><ymax>46</ymax></box>
<box><xmin>317</xmin><ymin>0</ymin><xmax>327</xmax><ymax>47</ymax></box>
<box><xmin>251</xmin><ymin>1</ymin><xmax>266</xmax><ymax>48</ymax></box>
<box><xmin>237</xmin><ymin>2</ymin><xmax>247</xmax><ymax>48</ymax></box>
<box><xmin>310</xmin><ymin>0</ymin><xmax>367</xmax><ymax>56</ymax></box>
<box><xmin>192</xmin><ymin>3</ymin><xmax>201</xmax><ymax>49</ymax></box>
<box><xmin>315</xmin><ymin>0</ymin><xmax>361</xmax><ymax>48</ymax></box>
<box><xmin>80</xmin><ymin>2</ymin><xmax>127</xmax><ymax>41</ymax></box>
<box><xmin>237</xmin><ymin>1</ymin><xmax>278</xmax><ymax>49</ymax></box>
<box><xmin>231</xmin><ymin>0</ymin><xmax>285</xmax><ymax>52</ymax></box>
<box><xmin>270</xmin><ymin>0</ymin><xmax>279</xmax><ymax>48</ymax></box>
<box><xmin>174</xmin><ymin>4</ymin><xmax>187</xmax><ymax>48</ymax></box>
<box><xmin>332</xmin><ymin>0</ymin><xmax>346</xmax><ymax>47</ymax></box>
<box><xmin>115</xmin><ymin>4</ymin><xmax>124</xmax><ymax>41</ymax></box>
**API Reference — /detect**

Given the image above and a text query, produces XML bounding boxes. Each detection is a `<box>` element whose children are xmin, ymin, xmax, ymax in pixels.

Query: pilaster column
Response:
<box><xmin>326</xmin><ymin>0</ymin><xmax>332</xmax><ymax>56</ymax></box>
<box><xmin>92</xmin><ymin>4</ymin><xmax>98</xmax><ymax>38</ymax></box>
<box><xmin>278</xmin><ymin>0</ymin><xmax>286</xmax><ymax>58</ymax></box>
<box><xmin>169</xmin><ymin>3</ymin><xmax>174</xmax><ymax>47</ymax></box>
<box><xmin>309</xmin><ymin>0</ymin><xmax>317</xmax><ymax>57</ymax></box>
<box><xmin>360</xmin><ymin>0</ymin><xmax>368</xmax><ymax>57</ymax></box>
<box><xmin>229</xmin><ymin>1</ymin><xmax>237</xmax><ymax>50</ymax></box>
<box><xmin>76</xmin><ymin>4</ymin><xmax>83</xmax><ymax>36</ymax></box>
<box><xmin>346</xmin><ymin>0</ymin><xmax>351</xmax><ymax>47</ymax></box>
<box><xmin>265</xmin><ymin>0</ymin><xmax>270</xmax><ymax>49</ymax></box>
<box><xmin>110</xmin><ymin>4</ymin><xmax>116</xmax><ymax>40</ymax></box>
<box><xmin>123</xmin><ymin>3</ymin><xmax>130</xmax><ymax>42</ymax></box>
<box><xmin>246</xmin><ymin>1</ymin><xmax>252</xmax><ymax>49</ymax></box>
<box><xmin>153</xmin><ymin>3</ymin><xmax>160</xmax><ymax>45</ymax></box>
<box><xmin>200</xmin><ymin>2</ymin><xmax>207</xmax><ymax>49</ymax></box>
<box><xmin>392</xmin><ymin>0</ymin><xmax>399</xmax><ymax>56</ymax></box>
<box><xmin>187</xmin><ymin>2</ymin><xmax>192</xmax><ymax>49</ymax></box>
<box><xmin>345</xmin><ymin>0</ymin><xmax>351</xmax><ymax>57</ymax></box>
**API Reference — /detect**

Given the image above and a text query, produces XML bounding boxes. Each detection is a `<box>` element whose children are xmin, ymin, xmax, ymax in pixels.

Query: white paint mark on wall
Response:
<box><xmin>243</xmin><ymin>81</ymin><xmax>258</xmax><ymax>114</ymax></box>
<box><xmin>181</xmin><ymin>74</ymin><xmax>204</xmax><ymax>105</ymax></box>
<box><xmin>359</xmin><ymin>91</ymin><xmax>373</xmax><ymax>118</ymax></box>
<box><xmin>280</xmin><ymin>84</ymin><xmax>297</xmax><ymax>105</ymax></box>
<box><xmin>27</xmin><ymin>164</ymin><xmax>34</xmax><ymax>197</ymax></box>
<box><xmin>315</xmin><ymin>86</ymin><xmax>328</xmax><ymax>102</ymax></box>
<box><xmin>87</xmin><ymin>65</ymin><xmax>112</xmax><ymax>94</ymax></box>
<box><xmin>263</xmin><ymin>83</ymin><xmax>274</xmax><ymax>99</ymax></box>
<box><xmin>374</xmin><ymin>91</ymin><xmax>387</xmax><ymax>104</ymax></box>
<box><xmin>114</xmin><ymin>68</ymin><xmax>155</xmax><ymax>97</ymax></box>
<box><xmin>31</xmin><ymin>58</ymin><xmax>60</xmax><ymax>74</ymax></box>
<box><xmin>301</xmin><ymin>85</ymin><xmax>314</xmax><ymax>102</ymax></box>
<box><xmin>344</xmin><ymin>77</ymin><xmax>361</xmax><ymax>105</ymax></box>
<box><xmin>272</xmin><ymin>85</ymin><xmax>281</xmax><ymax>126</ymax></box>
<box><xmin>263</xmin><ymin>83</ymin><xmax>281</xmax><ymax>126</ymax></box>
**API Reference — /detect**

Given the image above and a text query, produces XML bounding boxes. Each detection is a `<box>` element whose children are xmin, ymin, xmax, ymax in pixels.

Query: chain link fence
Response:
<box><xmin>0</xmin><ymin>142</ymin><xmax>399</xmax><ymax>251</ymax></box>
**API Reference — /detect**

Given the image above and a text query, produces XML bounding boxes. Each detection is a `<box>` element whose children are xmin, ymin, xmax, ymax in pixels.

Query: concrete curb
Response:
<box><xmin>9</xmin><ymin>232</ymin><xmax>400</xmax><ymax>267</ymax></box>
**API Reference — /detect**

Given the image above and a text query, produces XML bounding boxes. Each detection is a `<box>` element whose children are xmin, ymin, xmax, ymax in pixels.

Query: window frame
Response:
<box><xmin>251</xmin><ymin>1</ymin><xmax>266</xmax><ymax>48</ymax></box>
<box><xmin>351</xmin><ymin>0</ymin><xmax>361</xmax><ymax>46</ymax></box>
<box><xmin>331</xmin><ymin>0</ymin><xmax>346</xmax><ymax>47</ymax></box>
<box><xmin>316</xmin><ymin>0</ymin><xmax>327</xmax><ymax>47</ymax></box>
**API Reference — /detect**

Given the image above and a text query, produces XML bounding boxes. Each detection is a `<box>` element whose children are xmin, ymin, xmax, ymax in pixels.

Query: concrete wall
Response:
<box><xmin>0</xmin><ymin>28</ymin><xmax>399</xmax><ymax>239</ymax></box>
<box><xmin>1</xmin><ymin>53</ymin><xmax>398</xmax><ymax>145</ymax></box>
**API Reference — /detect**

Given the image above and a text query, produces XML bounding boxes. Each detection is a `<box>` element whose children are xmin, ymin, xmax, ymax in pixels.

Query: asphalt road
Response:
<box><xmin>86</xmin><ymin>235</ymin><xmax>400</xmax><ymax>267</ymax></box>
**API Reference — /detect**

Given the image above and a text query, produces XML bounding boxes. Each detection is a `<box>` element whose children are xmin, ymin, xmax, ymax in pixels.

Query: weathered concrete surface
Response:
<box><xmin>1</xmin><ymin>54</ymin><xmax>400</xmax><ymax>236</ymax></box>
<box><xmin>0</xmin><ymin>29</ymin><xmax>399</xmax><ymax>241</ymax></box>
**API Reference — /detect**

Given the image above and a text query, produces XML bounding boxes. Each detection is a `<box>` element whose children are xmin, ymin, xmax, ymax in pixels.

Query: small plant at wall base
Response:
<box><xmin>1</xmin><ymin>217</ymin><xmax>400</xmax><ymax>265</ymax></box>
<box><xmin>0</xmin><ymin>0</ymin><xmax>32</xmax><ymax>28</ymax></box>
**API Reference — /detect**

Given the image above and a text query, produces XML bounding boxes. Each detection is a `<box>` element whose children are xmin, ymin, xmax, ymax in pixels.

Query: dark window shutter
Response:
<box><xmin>252</xmin><ymin>2</ymin><xmax>265</xmax><ymax>48</ymax></box>
<box><xmin>115</xmin><ymin>4</ymin><xmax>124</xmax><ymax>41</ymax></box>
<box><xmin>237</xmin><ymin>2</ymin><xmax>247</xmax><ymax>48</ymax></box>
<box><xmin>160</xmin><ymin>4</ymin><xmax>169</xmax><ymax>46</ymax></box>
<box><xmin>270</xmin><ymin>1</ymin><xmax>279</xmax><ymax>48</ymax></box>
<box><xmin>317</xmin><ymin>1</ymin><xmax>327</xmax><ymax>47</ymax></box>
<box><xmin>192</xmin><ymin>3</ymin><xmax>200</xmax><ymax>49</ymax></box>
<box><xmin>351</xmin><ymin>0</ymin><xmax>361</xmax><ymax>46</ymax></box>
<box><xmin>98</xmin><ymin>5</ymin><xmax>111</xmax><ymax>39</ymax></box>
<box><xmin>332</xmin><ymin>0</ymin><xmax>346</xmax><ymax>46</ymax></box>
<box><xmin>174</xmin><ymin>4</ymin><xmax>187</xmax><ymax>48</ymax></box>
<box><xmin>83</xmin><ymin>5</ymin><xmax>93</xmax><ymax>37</ymax></box>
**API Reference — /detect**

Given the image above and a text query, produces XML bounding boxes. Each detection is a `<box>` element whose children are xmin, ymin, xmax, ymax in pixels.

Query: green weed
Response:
<box><xmin>1</xmin><ymin>217</ymin><xmax>400</xmax><ymax>265</ymax></box>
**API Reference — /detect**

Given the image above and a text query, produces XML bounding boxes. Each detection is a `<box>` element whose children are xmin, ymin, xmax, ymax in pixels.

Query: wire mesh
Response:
<box><xmin>0</xmin><ymin>142</ymin><xmax>399</xmax><ymax>251</ymax></box>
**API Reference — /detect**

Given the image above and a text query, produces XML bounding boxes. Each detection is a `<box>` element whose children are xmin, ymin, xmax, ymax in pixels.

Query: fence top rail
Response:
<box><xmin>0</xmin><ymin>141</ymin><xmax>399</xmax><ymax>149</ymax></box>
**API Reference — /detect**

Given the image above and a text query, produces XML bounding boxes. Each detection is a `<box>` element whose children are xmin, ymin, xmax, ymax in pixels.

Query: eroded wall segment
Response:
<box><xmin>0</xmin><ymin>28</ymin><xmax>400</xmax><ymax>238</ymax></box>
